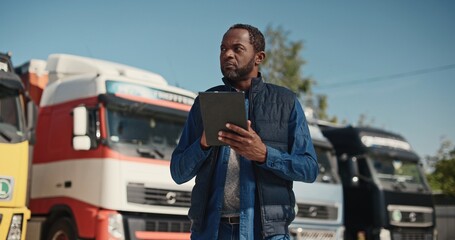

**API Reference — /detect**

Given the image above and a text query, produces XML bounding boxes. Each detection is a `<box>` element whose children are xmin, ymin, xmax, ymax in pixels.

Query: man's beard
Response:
<box><xmin>221</xmin><ymin>56</ymin><xmax>255</xmax><ymax>82</ymax></box>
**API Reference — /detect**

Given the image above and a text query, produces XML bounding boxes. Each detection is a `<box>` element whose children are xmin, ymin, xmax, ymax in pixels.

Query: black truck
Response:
<box><xmin>320</xmin><ymin>125</ymin><xmax>436</xmax><ymax>240</ymax></box>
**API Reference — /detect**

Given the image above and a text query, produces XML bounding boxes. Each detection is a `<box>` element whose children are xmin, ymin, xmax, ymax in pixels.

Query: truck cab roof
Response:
<box><xmin>17</xmin><ymin>54</ymin><xmax>196</xmax><ymax>107</ymax></box>
<box><xmin>0</xmin><ymin>52</ymin><xmax>24</xmax><ymax>92</ymax></box>
<box><xmin>322</xmin><ymin>125</ymin><xmax>419</xmax><ymax>161</ymax></box>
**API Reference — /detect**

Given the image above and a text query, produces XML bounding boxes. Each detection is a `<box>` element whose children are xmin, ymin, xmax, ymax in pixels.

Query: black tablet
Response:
<box><xmin>199</xmin><ymin>91</ymin><xmax>247</xmax><ymax>146</ymax></box>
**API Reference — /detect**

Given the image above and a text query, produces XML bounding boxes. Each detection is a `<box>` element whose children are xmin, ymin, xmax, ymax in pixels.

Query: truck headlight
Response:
<box><xmin>7</xmin><ymin>214</ymin><xmax>23</xmax><ymax>240</ymax></box>
<box><xmin>289</xmin><ymin>227</ymin><xmax>304</xmax><ymax>240</ymax></box>
<box><xmin>379</xmin><ymin>228</ymin><xmax>391</xmax><ymax>240</ymax></box>
<box><xmin>108</xmin><ymin>213</ymin><xmax>125</xmax><ymax>240</ymax></box>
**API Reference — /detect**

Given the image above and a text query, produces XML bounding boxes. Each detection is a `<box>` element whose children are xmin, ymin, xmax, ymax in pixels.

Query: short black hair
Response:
<box><xmin>227</xmin><ymin>24</ymin><xmax>265</xmax><ymax>53</ymax></box>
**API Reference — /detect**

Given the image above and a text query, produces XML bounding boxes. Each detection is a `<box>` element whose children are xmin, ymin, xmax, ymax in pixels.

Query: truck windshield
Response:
<box><xmin>315</xmin><ymin>146</ymin><xmax>337</xmax><ymax>183</ymax></box>
<box><xmin>0</xmin><ymin>91</ymin><xmax>24</xmax><ymax>143</ymax></box>
<box><xmin>106</xmin><ymin>108</ymin><xmax>186</xmax><ymax>161</ymax></box>
<box><xmin>371</xmin><ymin>155</ymin><xmax>429</xmax><ymax>192</ymax></box>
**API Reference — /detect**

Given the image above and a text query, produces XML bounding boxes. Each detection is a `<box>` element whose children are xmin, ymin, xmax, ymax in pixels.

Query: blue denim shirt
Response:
<box><xmin>171</xmin><ymin>89</ymin><xmax>317</xmax><ymax>239</ymax></box>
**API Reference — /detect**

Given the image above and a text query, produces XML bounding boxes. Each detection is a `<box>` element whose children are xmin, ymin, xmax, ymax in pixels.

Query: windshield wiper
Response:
<box><xmin>392</xmin><ymin>177</ymin><xmax>408</xmax><ymax>191</ymax></box>
<box><xmin>137</xmin><ymin>146</ymin><xmax>164</xmax><ymax>159</ymax></box>
<box><xmin>417</xmin><ymin>186</ymin><xmax>425</xmax><ymax>193</ymax></box>
<box><xmin>0</xmin><ymin>128</ymin><xmax>13</xmax><ymax>142</ymax></box>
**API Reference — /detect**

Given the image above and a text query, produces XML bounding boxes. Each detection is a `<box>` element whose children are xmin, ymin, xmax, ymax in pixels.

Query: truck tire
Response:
<box><xmin>46</xmin><ymin>217</ymin><xmax>78</xmax><ymax>240</ymax></box>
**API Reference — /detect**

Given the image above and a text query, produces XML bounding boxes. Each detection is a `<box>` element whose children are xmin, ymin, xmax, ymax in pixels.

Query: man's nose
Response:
<box><xmin>223</xmin><ymin>49</ymin><xmax>234</xmax><ymax>58</ymax></box>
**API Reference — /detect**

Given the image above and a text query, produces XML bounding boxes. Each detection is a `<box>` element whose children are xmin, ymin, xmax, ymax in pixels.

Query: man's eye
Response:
<box><xmin>235</xmin><ymin>47</ymin><xmax>244</xmax><ymax>52</ymax></box>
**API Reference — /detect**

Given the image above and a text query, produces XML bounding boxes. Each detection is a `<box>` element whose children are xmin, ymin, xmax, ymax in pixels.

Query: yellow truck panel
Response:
<box><xmin>0</xmin><ymin>139</ymin><xmax>30</xmax><ymax>239</ymax></box>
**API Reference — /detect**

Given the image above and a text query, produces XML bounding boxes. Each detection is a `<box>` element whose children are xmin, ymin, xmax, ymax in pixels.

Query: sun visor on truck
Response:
<box><xmin>98</xmin><ymin>94</ymin><xmax>190</xmax><ymax>118</ymax></box>
<box><xmin>0</xmin><ymin>71</ymin><xmax>24</xmax><ymax>92</ymax></box>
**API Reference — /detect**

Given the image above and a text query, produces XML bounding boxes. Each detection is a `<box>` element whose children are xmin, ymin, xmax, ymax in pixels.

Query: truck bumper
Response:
<box><xmin>288</xmin><ymin>223</ymin><xmax>345</xmax><ymax>240</ymax></box>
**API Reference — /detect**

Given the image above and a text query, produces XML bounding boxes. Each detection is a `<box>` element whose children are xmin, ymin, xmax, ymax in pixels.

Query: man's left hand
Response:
<box><xmin>218</xmin><ymin>120</ymin><xmax>267</xmax><ymax>163</ymax></box>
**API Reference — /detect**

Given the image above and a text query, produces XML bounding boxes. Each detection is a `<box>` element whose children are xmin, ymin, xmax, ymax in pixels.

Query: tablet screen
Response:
<box><xmin>199</xmin><ymin>91</ymin><xmax>247</xmax><ymax>146</ymax></box>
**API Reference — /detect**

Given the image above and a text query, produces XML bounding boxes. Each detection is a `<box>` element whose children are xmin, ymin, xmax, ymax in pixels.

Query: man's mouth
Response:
<box><xmin>223</xmin><ymin>62</ymin><xmax>236</xmax><ymax>69</ymax></box>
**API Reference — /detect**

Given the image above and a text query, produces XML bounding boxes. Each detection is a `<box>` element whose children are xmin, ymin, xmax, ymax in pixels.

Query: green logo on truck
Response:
<box><xmin>0</xmin><ymin>177</ymin><xmax>13</xmax><ymax>200</ymax></box>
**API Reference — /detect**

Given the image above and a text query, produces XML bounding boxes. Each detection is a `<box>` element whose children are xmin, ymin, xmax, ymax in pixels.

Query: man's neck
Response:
<box><xmin>232</xmin><ymin>79</ymin><xmax>252</xmax><ymax>91</ymax></box>
<box><xmin>231</xmin><ymin>73</ymin><xmax>260</xmax><ymax>91</ymax></box>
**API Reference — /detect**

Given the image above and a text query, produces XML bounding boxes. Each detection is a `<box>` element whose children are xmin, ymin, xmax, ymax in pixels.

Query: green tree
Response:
<box><xmin>260</xmin><ymin>25</ymin><xmax>332</xmax><ymax>121</ymax></box>
<box><xmin>426</xmin><ymin>138</ymin><xmax>455</xmax><ymax>196</ymax></box>
<box><xmin>356</xmin><ymin>113</ymin><xmax>376</xmax><ymax>127</ymax></box>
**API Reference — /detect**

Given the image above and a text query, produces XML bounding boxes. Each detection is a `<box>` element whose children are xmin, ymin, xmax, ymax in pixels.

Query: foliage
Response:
<box><xmin>260</xmin><ymin>25</ymin><xmax>333</xmax><ymax>121</ymax></box>
<box><xmin>426</xmin><ymin>138</ymin><xmax>455</xmax><ymax>195</ymax></box>
<box><xmin>261</xmin><ymin>25</ymin><xmax>309</xmax><ymax>96</ymax></box>
<box><xmin>427</xmin><ymin>158</ymin><xmax>455</xmax><ymax>196</ymax></box>
<box><xmin>356</xmin><ymin>113</ymin><xmax>376</xmax><ymax>127</ymax></box>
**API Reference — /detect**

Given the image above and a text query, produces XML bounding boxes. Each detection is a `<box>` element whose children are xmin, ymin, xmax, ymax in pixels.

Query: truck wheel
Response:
<box><xmin>47</xmin><ymin>217</ymin><xmax>77</xmax><ymax>240</ymax></box>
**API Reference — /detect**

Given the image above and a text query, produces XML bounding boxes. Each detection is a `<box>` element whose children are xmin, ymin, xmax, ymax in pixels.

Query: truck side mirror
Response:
<box><xmin>348</xmin><ymin>156</ymin><xmax>360</xmax><ymax>186</ymax></box>
<box><xmin>26</xmin><ymin>100</ymin><xmax>37</xmax><ymax>144</ymax></box>
<box><xmin>73</xmin><ymin>106</ymin><xmax>91</xmax><ymax>150</ymax></box>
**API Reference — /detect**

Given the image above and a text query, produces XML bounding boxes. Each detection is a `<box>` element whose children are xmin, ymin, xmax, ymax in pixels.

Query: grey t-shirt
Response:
<box><xmin>222</xmin><ymin>148</ymin><xmax>240</xmax><ymax>217</ymax></box>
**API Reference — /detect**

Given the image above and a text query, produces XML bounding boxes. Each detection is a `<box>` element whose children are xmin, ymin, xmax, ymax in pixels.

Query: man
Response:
<box><xmin>171</xmin><ymin>24</ymin><xmax>318</xmax><ymax>239</ymax></box>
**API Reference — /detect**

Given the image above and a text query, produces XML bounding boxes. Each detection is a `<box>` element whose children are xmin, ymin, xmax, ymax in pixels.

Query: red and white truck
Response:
<box><xmin>17</xmin><ymin>54</ymin><xmax>196</xmax><ymax>240</ymax></box>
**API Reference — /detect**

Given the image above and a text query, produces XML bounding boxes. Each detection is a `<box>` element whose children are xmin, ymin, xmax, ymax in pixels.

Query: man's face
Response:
<box><xmin>220</xmin><ymin>28</ymin><xmax>257</xmax><ymax>82</ymax></box>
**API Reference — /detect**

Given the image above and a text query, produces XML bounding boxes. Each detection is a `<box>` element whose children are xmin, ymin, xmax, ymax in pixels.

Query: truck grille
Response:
<box><xmin>124</xmin><ymin>214</ymin><xmax>191</xmax><ymax>238</ymax></box>
<box><xmin>391</xmin><ymin>229</ymin><xmax>433</xmax><ymax>240</ymax></box>
<box><xmin>145</xmin><ymin>218</ymin><xmax>191</xmax><ymax>232</ymax></box>
<box><xmin>127</xmin><ymin>182</ymin><xmax>191</xmax><ymax>207</ymax></box>
<box><xmin>387</xmin><ymin>205</ymin><xmax>433</xmax><ymax>227</ymax></box>
<box><xmin>296</xmin><ymin>203</ymin><xmax>338</xmax><ymax>220</ymax></box>
<box><xmin>290</xmin><ymin>228</ymin><xmax>337</xmax><ymax>240</ymax></box>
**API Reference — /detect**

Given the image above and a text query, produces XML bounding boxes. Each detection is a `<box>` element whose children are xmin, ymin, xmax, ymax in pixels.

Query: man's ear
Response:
<box><xmin>255</xmin><ymin>51</ymin><xmax>266</xmax><ymax>65</ymax></box>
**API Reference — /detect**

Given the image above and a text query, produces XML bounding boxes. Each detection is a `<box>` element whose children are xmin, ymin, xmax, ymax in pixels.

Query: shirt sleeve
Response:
<box><xmin>170</xmin><ymin>99</ymin><xmax>212</xmax><ymax>184</ymax></box>
<box><xmin>258</xmin><ymin>99</ymin><xmax>319</xmax><ymax>183</ymax></box>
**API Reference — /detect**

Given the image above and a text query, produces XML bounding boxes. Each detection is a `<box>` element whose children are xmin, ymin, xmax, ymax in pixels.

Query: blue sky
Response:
<box><xmin>2</xmin><ymin>1</ymin><xmax>454</xmax><ymax>158</ymax></box>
